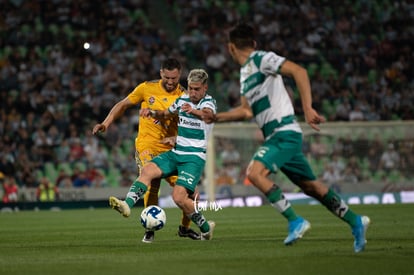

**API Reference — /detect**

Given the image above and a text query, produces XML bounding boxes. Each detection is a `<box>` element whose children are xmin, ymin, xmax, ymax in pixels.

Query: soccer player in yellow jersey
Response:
<box><xmin>92</xmin><ymin>58</ymin><xmax>200</xmax><ymax>243</ymax></box>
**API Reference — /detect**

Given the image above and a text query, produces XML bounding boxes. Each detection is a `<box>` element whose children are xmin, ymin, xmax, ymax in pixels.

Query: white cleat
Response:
<box><xmin>109</xmin><ymin>196</ymin><xmax>131</xmax><ymax>217</ymax></box>
<box><xmin>201</xmin><ymin>221</ymin><xmax>215</xmax><ymax>241</ymax></box>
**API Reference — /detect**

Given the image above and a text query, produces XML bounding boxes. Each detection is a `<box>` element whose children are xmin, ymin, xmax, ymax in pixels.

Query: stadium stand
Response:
<box><xmin>0</xmin><ymin>0</ymin><xmax>413</xmax><ymax>190</ymax></box>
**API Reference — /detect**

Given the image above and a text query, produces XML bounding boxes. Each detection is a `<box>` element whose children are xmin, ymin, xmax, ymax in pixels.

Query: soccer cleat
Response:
<box><xmin>142</xmin><ymin>230</ymin><xmax>155</xmax><ymax>243</ymax></box>
<box><xmin>352</xmin><ymin>215</ymin><xmax>370</xmax><ymax>253</ymax></box>
<box><xmin>109</xmin><ymin>196</ymin><xmax>131</xmax><ymax>217</ymax></box>
<box><xmin>201</xmin><ymin>221</ymin><xmax>215</xmax><ymax>241</ymax></box>
<box><xmin>284</xmin><ymin>216</ymin><xmax>311</xmax><ymax>245</ymax></box>
<box><xmin>178</xmin><ymin>225</ymin><xmax>201</xmax><ymax>240</ymax></box>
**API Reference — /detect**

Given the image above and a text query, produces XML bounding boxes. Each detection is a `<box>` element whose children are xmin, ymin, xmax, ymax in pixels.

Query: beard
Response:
<box><xmin>163</xmin><ymin>82</ymin><xmax>177</xmax><ymax>92</ymax></box>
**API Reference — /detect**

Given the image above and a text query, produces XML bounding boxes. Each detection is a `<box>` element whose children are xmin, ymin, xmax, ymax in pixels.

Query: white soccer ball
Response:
<box><xmin>140</xmin><ymin>205</ymin><xmax>166</xmax><ymax>231</ymax></box>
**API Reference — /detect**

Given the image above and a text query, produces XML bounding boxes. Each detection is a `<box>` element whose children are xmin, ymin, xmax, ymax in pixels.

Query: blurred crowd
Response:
<box><xmin>171</xmin><ymin>0</ymin><xmax>413</xmax><ymax>117</ymax></box>
<box><xmin>0</xmin><ymin>0</ymin><xmax>413</xmax><ymax>195</ymax></box>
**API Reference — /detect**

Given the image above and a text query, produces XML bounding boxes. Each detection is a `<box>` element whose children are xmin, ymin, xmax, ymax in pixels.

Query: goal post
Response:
<box><xmin>205</xmin><ymin>122</ymin><xmax>261</xmax><ymax>202</ymax></box>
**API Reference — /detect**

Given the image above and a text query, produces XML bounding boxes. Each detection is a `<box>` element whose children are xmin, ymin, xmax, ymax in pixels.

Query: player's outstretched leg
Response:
<box><xmin>109</xmin><ymin>181</ymin><xmax>148</xmax><ymax>218</ymax></box>
<box><xmin>109</xmin><ymin>196</ymin><xmax>131</xmax><ymax>217</ymax></box>
<box><xmin>284</xmin><ymin>216</ymin><xmax>311</xmax><ymax>245</ymax></box>
<box><xmin>352</xmin><ymin>215</ymin><xmax>370</xmax><ymax>253</ymax></box>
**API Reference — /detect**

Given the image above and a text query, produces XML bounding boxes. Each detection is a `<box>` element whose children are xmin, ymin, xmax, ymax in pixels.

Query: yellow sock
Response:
<box><xmin>181</xmin><ymin>212</ymin><xmax>191</xmax><ymax>228</ymax></box>
<box><xmin>144</xmin><ymin>182</ymin><xmax>160</xmax><ymax>207</ymax></box>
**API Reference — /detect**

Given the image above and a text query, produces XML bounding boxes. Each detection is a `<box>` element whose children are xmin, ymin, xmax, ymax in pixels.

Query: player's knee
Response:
<box><xmin>140</xmin><ymin>163</ymin><xmax>162</xmax><ymax>181</ymax></box>
<box><xmin>246</xmin><ymin>169</ymin><xmax>260</xmax><ymax>184</ymax></box>
<box><xmin>189</xmin><ymin>189</ymin><xmax>199</xmax><ymax>201</ymax></box>
<box><xmin>245</xmin><ymin>161</ymin><xmax>269</xmax><ymax>184</ymax></box>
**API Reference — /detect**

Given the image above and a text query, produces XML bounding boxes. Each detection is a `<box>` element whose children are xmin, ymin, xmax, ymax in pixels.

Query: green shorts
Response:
<box><xmin>252</xmin><ymin>130</ymin><xmax>316</xmax><ymax>184</ymax></box>
<box><xmin>151</xmin><ymin>150</ymin><xmax>205</xmax><ymax>193</ymax></box>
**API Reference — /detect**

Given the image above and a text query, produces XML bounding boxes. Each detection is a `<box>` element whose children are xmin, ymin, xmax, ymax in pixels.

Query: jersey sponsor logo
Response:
<box><xmin>179</xmin><ymin>118</ymin><xmax>201</xmax><ymax>128</ymax></box>
<box><xmin>246</xmin><ymin>89</ymin><xmax>261</xmax><ymax>101</ymax></box>
<box><xmin>242</xmin><ymin>72</ymin><xmax>265</xmax><ymax>95</ymax></box>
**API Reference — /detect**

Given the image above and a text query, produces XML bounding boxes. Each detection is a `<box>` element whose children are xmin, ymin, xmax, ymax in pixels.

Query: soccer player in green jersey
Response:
<box><xmin>209</xmin><ymin>23</ymin><xmax>370</xmax><ymax>253</ymax></box>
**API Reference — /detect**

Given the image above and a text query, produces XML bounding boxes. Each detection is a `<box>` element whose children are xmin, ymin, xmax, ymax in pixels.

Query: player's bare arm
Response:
<box><xmin>92</xmin><ymin>97</ymin><xmax>135</xmax><ymax>134</ymax></box>
<box><xmin>181</xmin><ymin>103</ymin><xmax>214</xmax><ymax>120</ymax></box>
<box><xmin>279</xmin><ymin>60</ymin><xmax>325</xmax><ymax>131</ymax></box>
<box><xmin>140</xmin><ymin>108</ymin><xmax>171</xmax><ymax>119</ymax></box>
<box><xmin>213</xmin><ymin>97</ymin><xmax>253</xmax><ymax>123</ymax></box>
<box><xmin>200</xmin><ymin>108</ymin><xmax>216</xmax><ymax>123</ymax></box>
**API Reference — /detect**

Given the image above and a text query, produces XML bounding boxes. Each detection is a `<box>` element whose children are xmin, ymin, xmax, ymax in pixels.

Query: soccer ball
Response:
<box><xmin>140</xmin><ymin>205</ymin><xmax>166</xmax><ymax>231</ymax></box>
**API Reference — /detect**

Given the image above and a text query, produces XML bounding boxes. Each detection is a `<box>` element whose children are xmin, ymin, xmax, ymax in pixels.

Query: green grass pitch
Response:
<box><xmin>1</xmin><ymin>204</ymin><xmax>413</xmax><ymax>275</ymax></box>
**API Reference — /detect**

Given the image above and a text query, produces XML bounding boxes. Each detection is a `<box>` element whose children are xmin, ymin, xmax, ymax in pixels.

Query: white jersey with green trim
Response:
<box><xmin>240</xmin><ymin>50</ymin><xmax>302</xmax><ymax>139</ymax></box>
<box><xmin>168</xmin><ymin>94</ymin><xmax>217</xmax><ymax>160</ymax></box>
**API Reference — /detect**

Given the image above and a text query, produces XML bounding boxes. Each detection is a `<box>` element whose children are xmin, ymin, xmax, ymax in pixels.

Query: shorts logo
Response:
<box><xmin>256</xmin><ymin>146</ymin><xmax>269</xmax><ymax>158</ymax></box>
<box><xmin>178</xmin><ymin>171</ymin><xmax>195</xmax><ymax>186</ymax></box>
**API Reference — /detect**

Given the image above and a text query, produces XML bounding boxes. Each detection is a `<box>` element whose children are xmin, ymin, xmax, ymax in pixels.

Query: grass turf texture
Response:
<box><xmin>1</xmin><ymin>204</ymin><xmax>413</xmax><ymax>275</ymax></box>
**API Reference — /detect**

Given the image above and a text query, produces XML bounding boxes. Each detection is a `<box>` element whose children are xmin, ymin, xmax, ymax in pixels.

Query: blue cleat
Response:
<box><xmin>352</xmin><ymin>215</ymin><xmax>370</xmax><ymax>253</ymax></box>
<box><xmin>284</xmin><ymin>216</ymin><xmax>311</xmax><ymax>245</ymax></box>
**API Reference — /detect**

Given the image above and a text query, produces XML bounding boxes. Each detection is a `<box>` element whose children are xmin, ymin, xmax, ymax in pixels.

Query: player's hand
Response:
<box><xmin>92</xmin><ymin>124</ymin><xmax>106</xmax><ymax>135</ymax></box>
<box><xmin>140</xmin><ymin>108</ymin><xmax>152</xmax><ymax>117</ymax></box>
<box><xmin>304</xmin><ymin>108</ymin><xmax>326</xmax><ymax>131</ymax></box>
<box><xmin>160</xmin><ymin>136</ymin><xmax>176</xmax><ymax>146</ymax></box>
<box><xmin>201</xmin><ymin>108</ymin><xmax>215</xmax><ymax>124</ymax></box>
<box><xmin>181</xmin><ymin>103</ymin><xmax>193</xmax><ymax>114</ymax></box>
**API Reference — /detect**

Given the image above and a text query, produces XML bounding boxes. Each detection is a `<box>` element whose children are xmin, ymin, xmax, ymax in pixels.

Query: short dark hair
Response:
<box><xmin>228</xmin><ymin>23</ymin><xmax>256</xmax><ymax>49</ymax></box>
<box><xmin>161</xmin><ymin>58</ymin><xmax>181</xmax><ymax>71</ymax></box>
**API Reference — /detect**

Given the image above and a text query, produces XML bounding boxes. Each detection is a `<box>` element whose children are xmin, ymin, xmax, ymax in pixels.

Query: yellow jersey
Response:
<box><xmin>128</xmin><ymin>79</ymin><xmax>185</xmax><ymax>152</ymax></box>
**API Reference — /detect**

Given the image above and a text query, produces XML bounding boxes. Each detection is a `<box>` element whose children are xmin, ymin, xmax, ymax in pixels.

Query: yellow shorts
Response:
<box><xmin>135</xmin><ymin>145</ymin><xmax>177</xmax><ymax>186</ymax></box>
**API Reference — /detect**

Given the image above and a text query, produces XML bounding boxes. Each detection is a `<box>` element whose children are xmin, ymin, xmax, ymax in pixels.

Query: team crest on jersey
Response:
<box><xmin>149</xmin><ymin>96</ymin><xmax>155</xmax><ymax>105</ymax></box>
<box><xmin>245</xmin><ymin>63</ymin><xmax>253</xmax><ymax>74</ymax></box>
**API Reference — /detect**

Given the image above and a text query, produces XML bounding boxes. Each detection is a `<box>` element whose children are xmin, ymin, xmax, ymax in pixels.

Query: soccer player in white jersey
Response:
<box><xmin>208</xmin><ymin>23</ymin><xmax>370</xmax><ymax>252</ymax></box>
<box><xmin>109</xmin><ymin>69</ymin><xmax>216</xmax><ymax>240</ymax></box>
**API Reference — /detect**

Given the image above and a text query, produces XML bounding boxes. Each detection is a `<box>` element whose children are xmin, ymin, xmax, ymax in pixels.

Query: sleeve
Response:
<box><xmin>127</xmin><ymin>82</ymin><xmax>145</xmax><ymax>105</ymax></box>
<box><xmin>200</xmin><ymin>97</ymin><xmax>217</xmax><ymax>114</ymax></box>
<box><xmin>168</xmin><ymin>97</ymin><xmax>180</xmax><ymax>114</ymax></box>
<box><xmin>260</xmin><ymin>52</ymin><xmax>286</xmax><ymax>76</ymax></box>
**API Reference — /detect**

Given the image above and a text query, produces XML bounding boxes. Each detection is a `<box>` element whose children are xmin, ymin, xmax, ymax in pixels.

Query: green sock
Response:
<box><xmin>189</xmin><ymin>212</ymin><xmax>210</xmax><ymax>233</ymax></box>
<box><xmin>266</xmin><ymin>185</ymin><xmax>298</xmax><ymax>222</ymax></box>
<box><xmin>321</xmin><ymin>189</ymin><xmax>358</xmax><ymax>227</ymax></box>
<box><xmin>125</xmin><ymin>180</ymin><xmax>147</xmax><ymax>208</ymax></box>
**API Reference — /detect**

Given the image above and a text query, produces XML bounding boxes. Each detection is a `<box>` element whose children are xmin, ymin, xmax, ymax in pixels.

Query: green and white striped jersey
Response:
<box><xmin>240</xmin><ymin>50</ymin><xmax>302</xmax><ymax>140</ymax></box>
<box><xmin>168</xmin><ymin>94</ymin><xmax>217</xmax><ymax>160</ymax></box>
